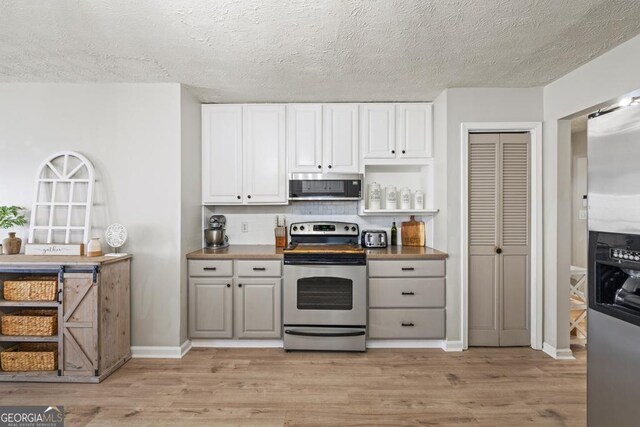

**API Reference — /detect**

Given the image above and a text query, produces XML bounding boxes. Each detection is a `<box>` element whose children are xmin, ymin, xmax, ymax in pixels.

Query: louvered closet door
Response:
<box><xmin>468</xmin><ymin>133</ymin><xmax>530</xmax><ymax>347</ymax></box>
<box><xmin>469</xmin><ymin>134</ymin><xmax>501</xmax><ymax>346</ymax></box>
<box><xmin>499</xmin><ymin>133</ymin><xmax>530</xmax><ymax>346</ymax></box>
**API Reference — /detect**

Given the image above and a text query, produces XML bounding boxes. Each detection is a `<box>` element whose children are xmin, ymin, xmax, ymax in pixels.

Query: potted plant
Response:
<box><xmin>0</xmin><ymin>206</ymin><xmax>27</xmax><ymax>255</ymax></box>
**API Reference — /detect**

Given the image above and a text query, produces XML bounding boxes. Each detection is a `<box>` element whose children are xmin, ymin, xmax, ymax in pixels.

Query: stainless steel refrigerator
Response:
<box><xmin>588</xmin><ymin>100</ymin><xmax>640</xmax><ymax>426</ymax></box>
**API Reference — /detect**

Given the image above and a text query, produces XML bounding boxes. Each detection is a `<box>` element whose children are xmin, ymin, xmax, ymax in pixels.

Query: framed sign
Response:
<box><xmin>24</xmin><ymin>243</ymin><xmax>85</xmax><ymax>256</ymax></box>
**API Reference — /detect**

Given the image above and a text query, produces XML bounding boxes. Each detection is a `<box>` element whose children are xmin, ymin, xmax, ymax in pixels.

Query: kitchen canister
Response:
<box><xmin>413</xmin><ymin>190</ymin><xmax>425</xmax><ymax>210</ymax></box>
<box><xmin>400</xmin><ymin>187</ymin><xmax>412</xmax><ymax>210</ymax></box>
<box><xmin>368</xmin><ymin>182</ymin><xmax>381</xmax><ymax>210</ymax></box>
<box><xmin>385</xmin><ymin>186</ymin><xmax>397</xmax><ymax>210</ymax></box>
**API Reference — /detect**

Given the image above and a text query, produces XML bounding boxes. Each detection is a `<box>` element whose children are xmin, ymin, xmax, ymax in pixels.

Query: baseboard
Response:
<box><xmin>542</xmin><ymin>342</ymin><xmax>575</xmax><ymax>360</ymax></box>
<box><xmin>180</xmin><ymin>340</ymin><xmax>192</xmax><ymax>357</ymax></box>
<box><xmin>131</xmin><ymin>342</ymin><xmax>191</xmax><ymax>359</ymax></box>
<box><xmin>366</xmin><ymin>340</ymin><xmax>445</xmax><ymax>349</ymax></box>
<box><xmin>190</xmin><ymin>339</ymin><xmax>284</xmax><ymax>348</ymax></box>
<box><xmin>442</xmin><ymin>340</ymin><xmax>464</xmax><ymax>352</ymax></box>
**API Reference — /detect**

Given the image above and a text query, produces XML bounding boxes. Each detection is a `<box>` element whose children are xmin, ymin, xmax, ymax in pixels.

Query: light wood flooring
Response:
<box><xmin>0</xmin><ymin>345</ymin><xmax>586</xmax><ymax>426</ymax></box>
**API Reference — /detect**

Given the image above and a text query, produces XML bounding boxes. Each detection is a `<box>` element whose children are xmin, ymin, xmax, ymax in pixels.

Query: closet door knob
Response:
<box><xmin>496</xmin><ymin>248</ymin><xmax>503</xmax><ymax>254</ymax></box>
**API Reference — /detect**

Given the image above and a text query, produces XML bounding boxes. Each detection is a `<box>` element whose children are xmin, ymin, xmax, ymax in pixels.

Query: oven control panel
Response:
<box><xmin>610</xmin><ymin>248</ymin><xmax>640</xmax><ymax>262</ymax></box>
<box><xmin>290</xmin><ymin>221</ymin><xmax>359</xmax><ymax>236</ymax></box>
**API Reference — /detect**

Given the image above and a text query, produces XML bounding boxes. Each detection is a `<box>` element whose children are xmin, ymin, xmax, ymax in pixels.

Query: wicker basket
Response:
<box><xmin>1</xmin><ymin>310</ymin><xmax>57</xmax><ymax>336</ymax></box>
<box><xmin>1</xmin><ymin>343</ymin><xmax>57</xmax><ymax>372</ymax></box>
<box><xmin>3</xmin><ymin>277</ymin><xmax>57</xmax><ymax>301</ymax></box>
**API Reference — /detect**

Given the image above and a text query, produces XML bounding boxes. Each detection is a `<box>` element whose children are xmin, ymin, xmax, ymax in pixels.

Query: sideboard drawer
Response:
<box><xmin>369</xmin><ymin>278</ymin><xmax>445</xmax><ymax>308</ymax></box>
<box><xmin>188</xmin><ymin>260</ymin><xmax>233</xmax><ymax>277</ymax></box>
<box><xmin>368</xmin><ymin>260</ymin><xmax>445</xmax><ymax>277</ymax></box>
<box><xmin>368</xmin><ymin>308</ymin><xmax>445</xmax><ymax>339</ymax></box>
<box><xmin>236</xmin><ymin>260</ymin><xmax>282</xmax><ymax>277</ymax></box>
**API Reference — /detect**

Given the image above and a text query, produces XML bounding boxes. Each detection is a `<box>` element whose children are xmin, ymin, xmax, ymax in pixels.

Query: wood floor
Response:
<box><xmin>0</xmin><ymin>345</ymin><xmax>586</xmax><ymax>426</ymax></box>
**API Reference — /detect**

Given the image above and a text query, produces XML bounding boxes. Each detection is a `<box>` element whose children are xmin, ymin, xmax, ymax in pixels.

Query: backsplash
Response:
<box><xmin>204</xmin><ymin>203</ymin><xmax>435</xmax><ymax>247</ymax></box>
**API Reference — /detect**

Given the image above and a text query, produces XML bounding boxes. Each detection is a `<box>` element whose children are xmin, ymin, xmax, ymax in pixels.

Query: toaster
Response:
<box><xmin>361</xmin><ymin>230</ymin><xmax>388</xmax><ymax>248</ymax></box>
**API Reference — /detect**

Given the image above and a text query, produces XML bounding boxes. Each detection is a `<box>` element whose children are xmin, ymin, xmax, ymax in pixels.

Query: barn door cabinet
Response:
<box><xmin>0</xmin><ymin>255</ymin><xmax>131</xmax><ymax>383</ymax></box>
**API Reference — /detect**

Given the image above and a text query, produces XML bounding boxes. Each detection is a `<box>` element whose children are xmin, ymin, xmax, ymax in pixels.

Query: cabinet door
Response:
<box><xmin>243</xmin><ymin>105</ymin><xmax>287</xmax><ymax>204</ymax></box>
<box><xmin>62</xmin><ymin>273</ymin><xmax>98</xmax><ymax>376</ymax></box>
<box><xmin>202</xmin><ymin>105</ymin><xmax>243</xmax><ymax>204</ymax></box>
<box><xmin>189</xmin><ymin>278</ymin><xmax>233</xmax><ymax>338</ymax></box>
<box><xmin>322</xmin><ymin>104</ymin><xmax>359</xmax><ymax>173</ymax></box>
<box><xmin>288</xmin><ymin>104</ymin><xmax>323</xmax><ymax>173</ymax></box>
<box><xmin>360</xmin><ymin>104</ymin><xmax>396</xmax><ymax>159</ymax></box>
<box><xmin>397</xmin><ymin>103</ymin><xmax>432</xmax><ymax>159</ymax></box>
<box><xmin>235</xmin><ymin>278</ymin><xmax>282</xmax><ymax>338</ymax></box>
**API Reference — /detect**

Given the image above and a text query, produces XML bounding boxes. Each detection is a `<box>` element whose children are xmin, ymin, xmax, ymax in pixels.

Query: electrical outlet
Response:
<box><xmin>578</xmin><ymin>209</ymin><xmax>587</xmax><ymax>220</ymax></box>
<box><xmin>241</xmin><ymin>222</ymin><xmax>249</xmax><ymax>233</ymax></box>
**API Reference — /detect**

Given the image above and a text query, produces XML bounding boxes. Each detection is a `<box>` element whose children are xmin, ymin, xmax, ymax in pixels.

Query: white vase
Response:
<box><xmin>87</xmin><ymin>237</ymin><xmax>103</xmax><ymax>257</ymax></box>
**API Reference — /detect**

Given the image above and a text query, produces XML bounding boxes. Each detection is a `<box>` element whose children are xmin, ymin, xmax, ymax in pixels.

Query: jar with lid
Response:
<box><xmin>413</xmin><ymin>190</ymin><xmax>424</xmax><ymax>210</ymax></box>
<box><xmin>368</xmin><ymin>182</ymin><xmax>381</xmax><ymax>210</ymax></box>
<box><xmin>400</xmin><ymin>187</ymin><xmax>412</xmax><ymax>210</ymax></box>
<box><xmin>385</xmin><ymin>186</ymin><xmax>397</xmax><ymax>210</ymax></box>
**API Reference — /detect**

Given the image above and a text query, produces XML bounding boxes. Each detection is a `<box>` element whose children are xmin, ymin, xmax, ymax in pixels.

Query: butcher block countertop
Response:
<box><xmin>187</xmin><ymin>245</ymin><xmax>447</xmax><ymax>260</ymax></box>
<box><xmin>187</xmin><ymin>245</ymin><xmax>284</xmax><ymax>260</ymax></box>
<box><xmin>366</xmin><ymin>246</ymin><xmax>448</xmax><ymax>260</ymax></box>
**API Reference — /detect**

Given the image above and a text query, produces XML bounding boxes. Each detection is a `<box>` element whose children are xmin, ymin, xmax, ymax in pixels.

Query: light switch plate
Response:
<box><xmin>241</xmin><ymin>222</ymin><xmax>249</xmax><ymax>233</ymax></box>
<box><xmin>578</xmin><ymin>209</ymin><xmax>587</xmax><ymax>220</ymax></box>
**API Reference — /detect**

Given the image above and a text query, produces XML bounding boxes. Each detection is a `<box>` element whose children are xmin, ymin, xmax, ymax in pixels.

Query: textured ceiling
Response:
<box><xmin>1</xmin><ymin>0</ymin><xmax>640</xmax><ymax>102</ymax></box>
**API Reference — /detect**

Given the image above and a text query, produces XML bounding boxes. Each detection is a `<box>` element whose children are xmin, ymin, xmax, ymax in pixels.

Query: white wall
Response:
<box><xmin>543</xmin><ymin>33</ymin><xmax>640</xmax><ymax>355</ymax></box>
<box><xmin>443</xmin><ymin>88</ymin><xmax>544</xmax><ymax>346</ymax></box>
<box><xmin>571</xmin><ymin>131</ymin><xmax>588</xmax><ymax>268</ymax></box>
<box><xmin>0</xmin><ymin>83</ymin><xmax>188</xmax><ymax>348</ymax></box>
<box><xmin>179</xmin><ymin>86</ymin><xmax>203</xmax><ymax>345</ymax></box>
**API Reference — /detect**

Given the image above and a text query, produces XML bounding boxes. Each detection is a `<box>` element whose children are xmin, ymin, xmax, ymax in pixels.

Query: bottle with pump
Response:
<box><xmin>391</xmin><ymin>221</ymin><xmax>397</xmax><ymax>246</ymax></box>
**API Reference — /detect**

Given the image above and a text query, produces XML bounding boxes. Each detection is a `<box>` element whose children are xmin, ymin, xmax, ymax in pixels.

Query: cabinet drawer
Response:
<box><xmin>188</xmin><ymin>260</ymin><xmax>233</xmax><ymax>277</ymax></box>
<box><xmin>236</xmin><ymin>260</ymin><xmax>282</xmax><ymax>277</ymax></box>
<box><xmin>368</xmin><ymin>308</ymin><xmax>444</xmax><ymax>339</ymax></box>
<box><xmin>368</xmin><ymin>260</ymin><xmax>445</xmax><ymax>277</ymax></box>
<box><xmin>369</xmin><ymin>278</ymin><xmax>445</xmax><ymax>308</ymax></box>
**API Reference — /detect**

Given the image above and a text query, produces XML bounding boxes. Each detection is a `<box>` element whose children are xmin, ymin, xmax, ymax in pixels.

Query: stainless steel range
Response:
<box><xmin>283</xmin><ymin>221</ymin><xmax>366</xmax><ymax>351</ymax></box>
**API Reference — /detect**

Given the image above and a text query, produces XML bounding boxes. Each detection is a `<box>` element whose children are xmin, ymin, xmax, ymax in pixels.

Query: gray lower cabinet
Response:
<box><xmin>368</xmin><ymin>259</ymin><xmax>446</xmax><ymax>339</ymax></box>
<box><xmin>188</xmin><ymin>259</ymin><xmax>282</xmax><ymax>339</ymax></box>
<box><xmin>235</xmin><ymin>279</ymin><xmax>282</xmax><ymax>338</ymax></box>
<box><xmin>189</xmin><ymin>278</ymin><xmax>233</xmax><ymax>338</ymax></box>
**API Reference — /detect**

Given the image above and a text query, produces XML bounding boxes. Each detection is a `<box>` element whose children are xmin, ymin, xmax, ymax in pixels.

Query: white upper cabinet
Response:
<box><xmin>360</xmin><ymin>104</ymin><xmax>396</xmax><ymax>159</ymax></box>
<box><xmin>287</xmin><ymin>104</ymin><xmax>323</xmax><ymax>173</ymax></box>
<box><xmin>243</xmin><ymin>105</ymin><xmax>287</xmax><ymax>204</ymax></box>
<box><xmin>202</xmin><ymin>104</ymin><xmax>287</xmax><ymax>205</ymax></box>
<box><xmin>322</xmin><ymin>104</ymin><xmax>359</xmax><ymax>173</ymax></box>
<box><xmin>202</xmin><ymin>105</ymin><xmax>243</xmax><ymax>204</ymax></box>
<box><xmin>396</xmin><ymin>103</ymin><xmax>432</xmax><ymax>159</ymax></box>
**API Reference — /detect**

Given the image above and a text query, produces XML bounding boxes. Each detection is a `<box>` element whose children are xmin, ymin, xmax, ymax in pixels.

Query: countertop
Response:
<box><xmin>187</xmin><ymin>245</ymin><xmax>447</xmax><ymax>260</ymax></box>
<box><xmin>0</xmin><ymin>254</ymin><xmax>132</xmax><ymax>266</ymax></box>
<box><xmin>187</xmin><ymin>246</ymin><xmax>284</xmax><ymax>260</ymax></box>
<box><xmin>366</xmin><ymin>246</ymin><xmax>448</xmax><ymax>260</ymax></box>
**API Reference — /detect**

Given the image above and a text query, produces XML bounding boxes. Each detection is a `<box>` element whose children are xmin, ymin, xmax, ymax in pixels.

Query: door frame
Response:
<box><xmin>461</xmin><ymin>122</ymin><xmax>543</xmax><ymax>350</ymax></box>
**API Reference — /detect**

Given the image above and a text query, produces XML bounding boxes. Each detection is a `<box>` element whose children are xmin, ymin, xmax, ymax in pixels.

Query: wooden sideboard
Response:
<box><xmin>0</xmin><ymin>254</ymin><xmax>131</xmax><ymax>383</ymax></box>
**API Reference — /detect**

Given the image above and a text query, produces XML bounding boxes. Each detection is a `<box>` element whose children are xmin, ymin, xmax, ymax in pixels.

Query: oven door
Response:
<box><xmin>283</xmin><ymin>264</ymin><xmax>366</xmax><ymax>326</ymax></box>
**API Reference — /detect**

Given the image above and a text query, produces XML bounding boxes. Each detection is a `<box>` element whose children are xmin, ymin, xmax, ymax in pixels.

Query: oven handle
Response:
<box><xmin>284</xmin><ymin>329</ymin><xmax>365</xmax><ymax>338</ymax></box>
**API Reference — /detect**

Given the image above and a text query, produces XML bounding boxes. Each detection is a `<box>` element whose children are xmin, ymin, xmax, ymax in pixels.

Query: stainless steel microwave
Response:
<box><xmin>288</xmin><ymin>173</ymin><xmax>362</xmax><ymax>201</ymax></box>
